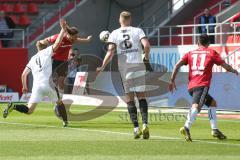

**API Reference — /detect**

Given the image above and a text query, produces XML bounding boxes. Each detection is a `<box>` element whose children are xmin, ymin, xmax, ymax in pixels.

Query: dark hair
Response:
<box><xmin>198</xmin><ymin>34</ymin><xmax>210</xmax><ymax>46</ymax></box>
<box><xmin>66</xmin><ymin>26</ymin><xmax>79</xmax><ymax>35</ymax></box>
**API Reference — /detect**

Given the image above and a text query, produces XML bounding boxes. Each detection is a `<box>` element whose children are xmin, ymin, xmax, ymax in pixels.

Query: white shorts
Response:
<box><xmin>122</xmin><ymin>70</ymin><xmax>146</xmax><ymax>93</ymax></box>
<box><xmin>29</xmin><ymin>85</ymin><xmax>57</xmax><ymax>104</ymax></box>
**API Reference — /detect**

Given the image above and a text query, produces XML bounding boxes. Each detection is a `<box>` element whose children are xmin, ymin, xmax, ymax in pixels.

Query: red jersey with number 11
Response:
<box><xmin>181</xmin><ymin>46</ymin><xmax>225</xmax><ymax>90</ymax></box>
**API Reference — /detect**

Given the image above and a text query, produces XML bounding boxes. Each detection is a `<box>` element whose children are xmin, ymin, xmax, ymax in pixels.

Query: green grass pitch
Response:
<box><xmin>0</xmin><ymin>103</ymin><xmax>240</xmax><ymax>160</ymax></box>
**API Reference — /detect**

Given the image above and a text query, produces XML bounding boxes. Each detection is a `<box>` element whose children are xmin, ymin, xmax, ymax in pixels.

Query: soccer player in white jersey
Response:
<box><xmin>3</xmin><ymin>19</ymin><xmax>67</xmax><ymax>125</ymax></box>
<box><xmin>97</xmin><ymin>11</ymin><xmax>152</xmax><ymax>139</ymax></box>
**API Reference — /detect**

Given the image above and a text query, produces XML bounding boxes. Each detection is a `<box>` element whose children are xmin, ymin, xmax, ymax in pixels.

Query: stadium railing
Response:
<box><xmin>138</xmin><ymin>0</ymin><xmax>192</xmax><ymax>28</ymax></box>
<box><xmin>142</xmin><ymin>22</ymin><xmax>240</xmax><ymax>46</ymax></box>
<box><xmin>0</xmin><ymin>29</ymin><xmax>25</xmax><ymax>48</ymax></box>
<box><xmin>215</xmin><ymin>12</ymin><xmax>240</xmax><ymax>44</ymax></box>
<box><xmin>26</xmin><ymin>0</ymin><xmax>81</xmax><ymax>46</ymax></box>
<box><xmin>193</xmin><ymin>0</ymin><xmax>236</xmax><ymax>25</ymax></box>
<box><xmin>223</xmin><ymin>45</ymin><xmax>240</xmax><ymax>63</ymax></box>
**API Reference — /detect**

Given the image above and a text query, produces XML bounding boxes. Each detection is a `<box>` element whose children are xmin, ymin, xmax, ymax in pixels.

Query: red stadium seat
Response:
<box><xmin>8</xmin><ymin>15</ymin><xmax>18</xmax><ymax>25</ymax></box>
<box><xmin>27</xmin><ymin>3</ymin><xmax>38</xmax><ymax>14</ymax></box>
<box><xmin>0</xmin><ymin>4</ymin><xmax>13</xmax><ymax>13</ymax></box>
<box><xmin>32</xmin><ymin>0</ymin><xmax>46</xmax><ymax>3</ymax></box>
<box><xmin>13</xmin><ymin>3</ymin><xmax>26</xmax><ymax>14</ymax></box>
<box><xmin>19</xmin><ymin>15</ymin><xmax>31</xmax><ymax>26</ymax></box>
<box><xmin>46</xmin><ymin>0</ymin><xmax>59</xmax><ymax>3</ymax></box>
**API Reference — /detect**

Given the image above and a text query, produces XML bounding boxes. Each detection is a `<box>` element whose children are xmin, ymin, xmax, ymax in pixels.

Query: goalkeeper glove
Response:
<box><xmin>143</xmin><ymin>57</ymin><xmax>153</xmax><ymax>72</ymax></box>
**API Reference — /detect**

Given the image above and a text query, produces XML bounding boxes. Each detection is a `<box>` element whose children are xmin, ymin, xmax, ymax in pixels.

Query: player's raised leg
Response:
<box><xmin>3</xmin><ymin>102</ymin><xmax>37</xmax><ymax>118</ymax></box>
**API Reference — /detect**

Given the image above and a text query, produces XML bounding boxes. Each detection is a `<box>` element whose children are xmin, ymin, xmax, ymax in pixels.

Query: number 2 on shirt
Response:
<box><xmin>191</xmin><ymin>54</ymin><xmax>206</xmax><ymax>70</ymax></box>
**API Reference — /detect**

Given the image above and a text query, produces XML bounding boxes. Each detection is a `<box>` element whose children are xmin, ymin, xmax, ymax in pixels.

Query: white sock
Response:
<box><xmin>134</xmin><ymin>127</ymin><xmax>139</xmax><ymax>132</ymax></box>
<box><xmin>208</xmin><ymin>107</ymin><xmax>217</xmax><ymax>129</ymax></box>
<box><xmin>143</xmin><ymin>123</ymin><xmax>148</xmax><ymax>129</ymax></box>
<box><xmin>184</xmin><ymin>107</ymin><xmax>199</xmax><ymax>129</ymax></box>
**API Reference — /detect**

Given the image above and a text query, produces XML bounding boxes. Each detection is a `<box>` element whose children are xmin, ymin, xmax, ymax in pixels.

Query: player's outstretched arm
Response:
<box><xmin>96</xmin><ymin>43</ymin><xmax>115</xmax><ymax>76</ymax></box>
<box><xmin>21</xmin><ymin>67</ymin><xmax>31</xmax><ymax>94</ymax></box>
<box><xmin>221</xmin><ymin>63</ymin><xmax>239</xmax><ymax>75</ymax></box>
<box><xmin>52</xmin><ymin>19</ymin><xmax>67</xmax><ymax>53</ymax></box>
<box><xmin>76</xmin><ymin>35</ymin><xmax>92</xmax><ymax>43</ymax></box>
<box><xmin>169</xmin><ymin>60</ymin><xmax>186</xmax><ymax>93</ymax></box>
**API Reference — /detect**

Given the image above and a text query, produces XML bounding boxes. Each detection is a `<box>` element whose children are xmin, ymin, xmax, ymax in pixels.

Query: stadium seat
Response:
<box><xmin>0</xmin><ymin>4</ymin><xmax>13</xmax><ymax>13</ymax></box>
<box><xmin>13</xmin><ymin>3</ymin><xmax>26</xmax><ymax>14</ymax></box>
<box><xmin>1</xmin><ymin>0</ymin><xmax>18</xmax><ymax>2</ymax></box>
<box><xmin>46</xmin><ymin>0</ymin><xmax>59</xmax><ymax>3</ymax></box>
<box><xmin>27</xmin><ymin>3</ymin><xmax>38</xmax><ymax>14</ymax></box>
<box><xmin>8</xmin><ymin>15</ymin><xmax>18</xmax><ymax>25</ymax></box>
<box><xmin>33</xmin><ymin>0</ymin><xmax>46</xmax><ymax>3</ymax></box>
<box><xmin>19</xmin><ymin>15</ymin><xmax>31</xmax><ymax>26</ymax></box>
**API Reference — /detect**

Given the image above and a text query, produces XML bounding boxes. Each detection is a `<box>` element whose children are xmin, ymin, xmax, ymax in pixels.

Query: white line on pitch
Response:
<box><xmin>0</xmin><ymin>121</ymin><xmax>240</xmax><ymax>147</ymax></box>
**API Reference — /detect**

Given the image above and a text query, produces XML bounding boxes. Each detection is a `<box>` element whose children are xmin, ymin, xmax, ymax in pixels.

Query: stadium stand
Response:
<box><xmin>141</xmin><ymin>0</ymin><xmax>240</xmax><ymax>46</ymax></box>
<box><xmin>19</xmin><ymin>15</ymin><xmax>31</xmax><ymax>26</ymax></box>
<box><xmin>13</xmin><ymin>3</ymin><xmax>26</xmax><ymax>14</ymax></box>
<box><xmin>0</xmin><ymin>0</ymin><xmax>62</xmax><ymax>47</ymax></box>
<box><xmin>0</xmin><ymin>0</ymin><xmax>60</xmax><ymax>27</ymax></box>
<box><xmin>27</xmin><ymin>3</ymin><xmax>39</xmax><ymax>14</ymax></box>
<box><xmin>27</xmin><ymin>0</ymin><xmax>81</xmax><ymax>44</ymax></box>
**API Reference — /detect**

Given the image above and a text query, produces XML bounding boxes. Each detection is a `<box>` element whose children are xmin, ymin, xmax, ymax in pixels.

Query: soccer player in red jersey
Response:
<box><xmin>37</xmin><ymin>25</ymin><xmax>92</xmax><ymax>91</ymax></box>
<box><xmin>169</xmin><ymin>34</ymin><xmax>238</xmax><ymax>142</ymax></box>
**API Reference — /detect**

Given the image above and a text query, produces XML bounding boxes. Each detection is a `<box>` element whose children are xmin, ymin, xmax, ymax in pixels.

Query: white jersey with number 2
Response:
<box><xmin>108</xmin><ymin>26</ymin><xmax>146</xmax><ymax>65</ymax></box>
<box><xmin>108</xmin><ymin>26</ymin><xmax>147</xmax><ymax>93</ymax></box>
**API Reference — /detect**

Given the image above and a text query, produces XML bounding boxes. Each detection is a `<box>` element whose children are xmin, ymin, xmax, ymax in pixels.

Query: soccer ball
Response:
<box><xmin>99</xmin><ymin>30</ymin><xmax>110</xmax><ymax>43</ymax></box>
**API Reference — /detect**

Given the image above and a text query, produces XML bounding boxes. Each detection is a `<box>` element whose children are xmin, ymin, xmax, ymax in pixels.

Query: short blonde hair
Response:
<box><xmin>120</xmin><ymin>11</ymin><xmax>131</xmax><ymax>21</ymax></box>
<box><xmin>36</xmin><ymin>41</ymin><xmax>47</xmax><ymax>51</ymax></box>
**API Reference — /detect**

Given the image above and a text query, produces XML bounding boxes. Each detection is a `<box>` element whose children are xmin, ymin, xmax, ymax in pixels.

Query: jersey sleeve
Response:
<box><xmin>212</xmin><ymin>51</ymin><xmax>225</xmax><ymax>66</ymax></box>
<box><xmin>107</xmin><ymin>31</ymin><xmax>116</xmax><ymax>44</ymax></box>
<box><xmin>181</xmin><ymin>52</ymin><xmax>189</xmax><ymax>65</ymax></box>
<box><xmin>47</xmin><ymin>34</ymin><xmax>58</xmax><ymax>43</ymax></box>
<box><xmin>26</xmin><ymin>57</ymin><xmax>35</xmax><ymax>71</ymax></box>
<box><xmin>138</xmin><ymin>28</ymin><xmax>147</xmax><ymax>40</ymax></box>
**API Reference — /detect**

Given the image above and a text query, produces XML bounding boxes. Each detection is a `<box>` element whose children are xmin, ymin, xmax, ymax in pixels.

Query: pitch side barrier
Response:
<box><xmin>8</xmin><ymin>45</ymin><xmax>239</xmax><ymax>122</ymax></box>
<box><xmin>54</xmin><ymin>45</ymin><xmax>240</xmax><ymax>113</ymax></box>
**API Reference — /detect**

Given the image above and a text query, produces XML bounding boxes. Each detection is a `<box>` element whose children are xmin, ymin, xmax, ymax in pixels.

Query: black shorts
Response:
<box><xmin>52</xmin><ymin>59</ymin><xmax>68</xmax><ymax>77</ymax></box>
<box><xmin>188</xmin><ymin>86</ymin><xmax>214</xmax><ymax>107</ymax></box>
